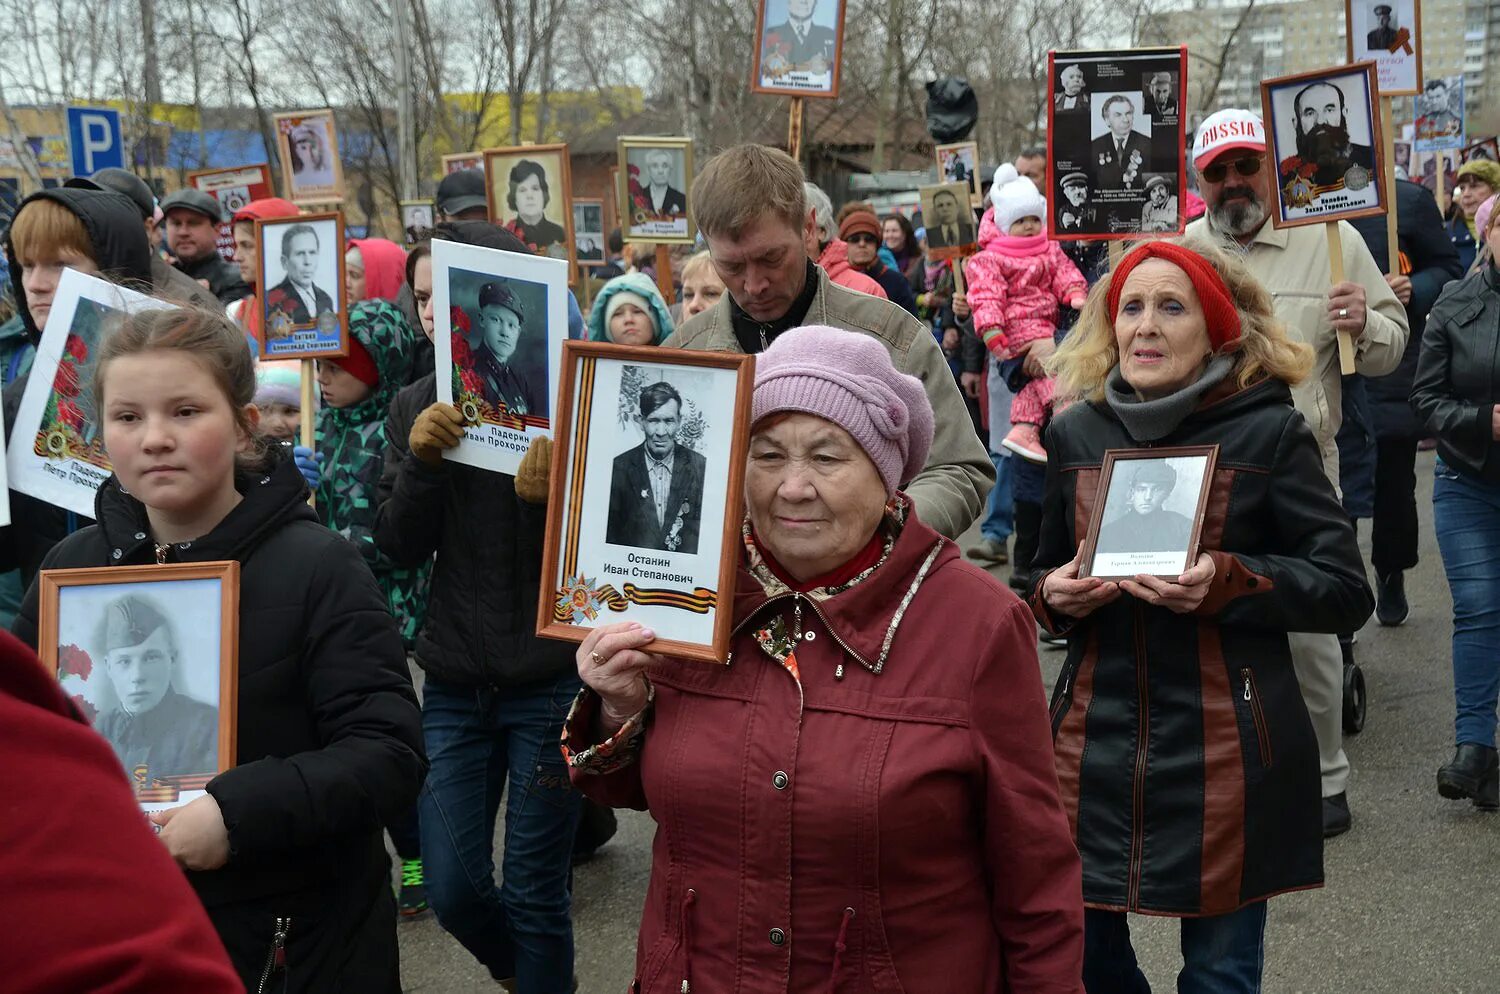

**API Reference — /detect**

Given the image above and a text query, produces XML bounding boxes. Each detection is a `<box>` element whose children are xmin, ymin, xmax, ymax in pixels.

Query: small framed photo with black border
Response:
<box><xmin>920</xmin><ymin>181</ymin><xmax>979</xmax><ymax>262</ymax></box>
<box><xmin>750</xmin><ymin>0</ymin><xmax>846</xmax><ymax>99</ymax></box>
<box><xmin>538</xmin><ymin>342</ymin><xmax>755</xmax><ymax>663</ymax></box>
<box><xmin>573</xmin><ymin>198</ymin><xmax>607</xmax><ymax>268</ymax></box>
<box><xmin>619</xmin><ymin>137</ymin><xmax>695</xmax><ymax>245</ymax></box>
<box><xmin>254</xmin><ymin>211</ymin><xmax>348</xmax><ymax>358</ymax></box>
<box><xmin>272</xmin><ymin>109</ymin><xmax>345</xmax><ymax>206</ymax></box>
<box><xmin>1261</xmin><ymin>62</ymin><xmax>1387</xmax><ymax>228</ymax></box>
<box><xmin>1462</xmin><ymin>137</ymin><xmax>1499</xmax><ymax>164</ymax></box>
<box><xmin>38</xmin><ymin>561</ymin><xmax>240</xmax><ymax>813</ymax></box>
<box><xmin>400</xmin><ymin>199</ymin><xmax>435</xmax><ymax>241</ymax></box>
<box><xmin>934</xmin><ymin>141</ymin><xmax>982</xmax><ymax>208</ymax></box>
<box><xmin>1079</xmin><ymin>446</ymin><xmax>1218</xmax><ymax>581</ymax></box>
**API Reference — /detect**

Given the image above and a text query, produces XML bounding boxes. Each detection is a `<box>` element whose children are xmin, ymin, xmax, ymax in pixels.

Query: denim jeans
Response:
<box><xmin>1083</xmin><ymin>903</ymin><xmax>1267</xmax><ymax>994</ymax></box>
<box><xmin>981</xmin><ymin>449</ymin><xmax>1015</xmax><ymax>542</ymax></box>
<box><xmin>420</xmin><ymin>675</ymin><xmax>583</xmax><ymax>993</ymax></box>
<box><xmin>1432</xmin><ymin>459</ymin><xmax>1500</xmax><ymax>748</ymax></box>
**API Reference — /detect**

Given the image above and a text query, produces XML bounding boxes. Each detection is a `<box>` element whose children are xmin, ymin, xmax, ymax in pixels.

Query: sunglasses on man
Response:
<box><xmin>846</xmin><ymin>233</ymin><xmax>880</xmax><ymax>245</ymax></box>
<box><xmin>1201</xmin><ymin>156</ymin><xmax>1263</xmax><ymax>184</ymax></box>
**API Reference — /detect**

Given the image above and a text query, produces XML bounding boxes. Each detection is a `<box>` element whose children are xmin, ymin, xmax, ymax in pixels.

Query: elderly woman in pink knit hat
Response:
<box><xmin>564</xmin><ymin>324</ymin><xmax>1084</xmax><ymax>994</ymax></box>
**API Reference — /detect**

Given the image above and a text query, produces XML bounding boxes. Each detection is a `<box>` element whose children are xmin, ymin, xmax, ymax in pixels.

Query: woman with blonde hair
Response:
<box><xmin>1029</xmin><ymin>239</ymin><xmax>1373</xmax><ymax>992</ymax></box>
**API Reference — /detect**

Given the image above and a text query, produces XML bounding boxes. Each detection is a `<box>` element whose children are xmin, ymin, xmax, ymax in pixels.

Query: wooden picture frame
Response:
<box><xmin>1261</xmin><ymin>62</ymin><xmax>1388</xmax><ymax>229</ymax></box>
<box><xmin>1461</xmin><ymin>136</ymin><xmax>1499</xmax><ymax>164</ymax></box>
<box><xmin>187</xmin><ymin>164</ymin><xmax>274</xmax><ymax>262</ymax></box>
<box><xmin>1078</xmin><ymin>445</ymin><xmax>1219</xmax><ymax>581</ymax></box>
<box><xmin>920</xmin><ymin>181</ymin><xmax>979</xmax><ymax>262</ymax></box>
<box><xmin>272</xmin><ymin>109</ymin><xmax>346</xmax><ymax>206</ymax></box>
<box><xmin>934</xmin><ymin>141</ymin><xmax>982</xmax><ymax>208</ymax></box>
<box><xmin>400</xmin><ymin>199</ymin><xmax>435</xmax><ymax>241</ymax></box>
<box><xmin>38</xmin><ymin>561</ymin><xmax>240</xmax><ymax>810</ymax></box>
<box><xmin>483</xmin><ymin>143</ymin><xmax>578</xmax><ymax>281</ymax></box>
<box><xmin>442</xmin><ymin>152</ymin><xmax>485</xmax><ymax>175</ymax></box>
<box><xmin>1045</xmin><ymin>46</ymin><xmax>1188</xmax><ymax>241</ymax></box>
<box><xmin>749</xmin><ymin>0</ymin><xmax>847</xmax><ymax>99</ymax></box>
<box><xmin>253</xmin><ymin>211</ymin><xmax>349</xmax><ymax>359</ymax></box>
<box><xmin>618</xmin><ymin>136</ymin><xmax>696</xmax><ymax>245</ymax></box>
<box><xmin>538</xmin><ymin>342</ymin><xmax>755</xmax><ymax>663</ymax></box>
<box><xmin>573</xmin><ymin>197</ymin><xmax>607</xmax><ymax>268</ymax></box>
<box><xmin>1345</xmin><ymin>0</ymin><xmax>1422</xmax><ymax>97</ymax></box>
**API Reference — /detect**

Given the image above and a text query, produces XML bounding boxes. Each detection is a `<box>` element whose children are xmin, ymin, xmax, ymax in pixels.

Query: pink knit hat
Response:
<box><xmin>751</xmin><ymin>325</ymin><xmax>933</xmax><ymax>495</ymax></box>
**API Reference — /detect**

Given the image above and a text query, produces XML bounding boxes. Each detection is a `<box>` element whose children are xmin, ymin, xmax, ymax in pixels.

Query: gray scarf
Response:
<box><xmin>1104</xmin><ymin>355</ymin><xmax>1236</xmax><ymax>442</ymax></box>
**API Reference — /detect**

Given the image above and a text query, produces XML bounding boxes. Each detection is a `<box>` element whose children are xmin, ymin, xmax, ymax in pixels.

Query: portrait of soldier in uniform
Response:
<box><xmin>923</xmin><ymin>186</ymin><xmax>976</xmax><ymax>250</ymax></box>
<box><xmin>1057</xmin><ymin>172</ymin><xmax>1095</xmax><ymax>233</ymax></box>
<box><xmin>1367</xmin><ymin>3</ymin><xmax>1398</xmax><ymax>48</ymax></box>
<box><xmin>1095</xmin><ymin>460</ymin><xmax>1195</xmax><ymax>558</ymax></box>
<box><xmin>607</xmin><ymin>381</ymin><xmax>707</xmax><ymax>555</ymax></box>
<box><xmin>760</xmin><ymin>0</ymin><xmax>838</xmax><ymax>75</ymax></box>
<box><xmin>468</xmin><ymin>280</ymin><xmax>545</xmax><ymax>417</ymax></box>
<box><xmin>1090</xmin><ymin>95</ymin><xmax>1152</xmax><ymax>189</ymax></box>
<box><xmin>93</xmin><ymin>595</ymin><xmax>220</xmax><ymax>780</ymax></box>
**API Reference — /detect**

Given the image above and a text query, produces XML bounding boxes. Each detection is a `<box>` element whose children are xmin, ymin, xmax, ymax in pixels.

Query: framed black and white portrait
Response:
<box><xmin>400</xmin><ymin>199</ymin><xmax>434</xmax><ymax>241</ymax></box>
<box><xmin>1413</xmin><ymin>74</ymin><xmax>1464</xmax><ymax>153</ymax></box>
<box><xmin>1080</xmin><ymin>447</ymin><xmax>1218</xmax><ymax>581</ymax></box>
<box><xmin>750</xmin><ymin>0</ymin><xmax>846</xmax><ymax>98</ymax></box>
<box><xmin>272</xmin><ymin>109</ymin><xmax>345</xmax><ymax>206</ymax></box>
<box><xmin>1346</xmin><ymin>0</ymin><xmax>1421</xmax><ymax>96</ymax></box>
<box><xmin>1047</xmin><ymin>47</ymin><xmax>1187</xmax><ymax>240</ymax></box>
<box><xmin>573</xmin><ymin>198</ymin><xmax>607</xmax><ymax>268</ymax></box>
<box><xmin>920</xmin><ymin>181</ymin><xmax>978</xmax><ymax>262</ymax></box>
<box><xmin>255</xmin><ymin>211</ymin><xmax>348</xmax><ymax>358</ymax></box>
<box><xmin>1462</xmin><ymin>137</ymin><xmax>1498</xmax><ymax>164</ymax></box>
<box><xmin>483</xmin><ymin>143</ymin><xmax>576</xmax><ymax>270</ymax></box>
<box><xmin>432</xmin><ymin>238</ymin><xmax>568</xmax><ymax>476</ymax></box>
<box><xmin>934</xmin><ymin>141</ymin><xmax>982</xmax><ymax>208</ymax></box>
<box><xmin>619</xmin><ymin>137</ymin><xmax>695</xmax><ymax>244</ymax></box>
<box><xmin>539</xmin><ymin>342</ymin><xmax>754</xmax><ymax>663</ymax></box>
<box><xmin>1262</xmin><ymin>62</ymin><xmax>1387</xmax><ymax>227</ymax></box>
<box><xmin>39</xmin><ymin>561</ymin><xmax>240</xmax><ymax>812</ymax></box>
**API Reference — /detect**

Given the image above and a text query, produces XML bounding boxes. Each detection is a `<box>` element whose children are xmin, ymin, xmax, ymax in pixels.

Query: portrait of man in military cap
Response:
<box><xmin>468</xmin><ymin>279</ymin><xmax>546</xmax><ymax>417</ymax></box>
<box><xmin>92</xmin><ymin>594</ymin><xmax>221</xmax><ymax>780</ymax></box>
<box><xmin>1056</xmin><ymin>172</ymin><xmax>1096</xmax><ymax>233</ymax></box>
<box><xmin>1139</xmin><ymin>175</ymin><xmax>1179</xmax><ymax>232</ymax></box>
<box><xmin>1367</xmin><ymin>3</ymin><xmax>1398</xmax><ymax>48</ymax></box>
<box><xmin>1087</xmin><ymin>453</ymin><xmax>1212</xmax><ymax>578</ymax></box>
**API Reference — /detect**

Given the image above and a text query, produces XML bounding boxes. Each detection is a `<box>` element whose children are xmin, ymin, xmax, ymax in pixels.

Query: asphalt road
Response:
<box><xmin>396</xmin><ymin>449</ymin><xmax>1500</xmax><ymax>993</ymax></box>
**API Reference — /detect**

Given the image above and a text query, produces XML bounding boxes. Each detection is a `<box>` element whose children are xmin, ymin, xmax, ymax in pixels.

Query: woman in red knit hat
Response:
<box><xmin>1032</xmin><ymin>239</ymin><xmax>1373</xmax><ymax>991</ymax></box>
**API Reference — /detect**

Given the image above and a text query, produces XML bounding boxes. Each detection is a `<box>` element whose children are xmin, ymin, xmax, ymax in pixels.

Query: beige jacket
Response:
<box><xmin>665</xmin><ymin>267</ymin><xmax>994</xmax><ymax>539</ymax></box>
<box><xmin>1185</xmin><ymin>217</ymin><xmax>1409</xmax><ymax>487</ymax></box>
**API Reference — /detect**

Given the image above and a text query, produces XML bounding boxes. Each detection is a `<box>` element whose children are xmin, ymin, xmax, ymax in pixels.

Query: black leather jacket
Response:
<box><xmin>1411</xmin><ymin>264</ymin><xmax>1500</xmax><ymax>484</ymax></box>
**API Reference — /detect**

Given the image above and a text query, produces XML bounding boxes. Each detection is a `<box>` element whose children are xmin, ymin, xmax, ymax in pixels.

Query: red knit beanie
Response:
<box><xmin>1106</xmin><ymin>241</ymin><xmax>1242</xmax><ymax>351</ymax></box>
<box><xmin>329</xmin><ymin>337</ymin><xmax>380</xmax><ymax>387</ymax></box>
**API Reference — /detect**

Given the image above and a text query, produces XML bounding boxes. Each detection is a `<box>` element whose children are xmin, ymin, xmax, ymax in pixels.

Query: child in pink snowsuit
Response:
<box><xmin>966</xmin><ymin>164</ymin><xmax>1087</xmax><ymax>464</ymax></box>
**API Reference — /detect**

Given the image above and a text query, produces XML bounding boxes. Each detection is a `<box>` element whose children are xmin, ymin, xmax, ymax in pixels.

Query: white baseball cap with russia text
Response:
<box><xmin>1192</xmin><ymin>109</ymin><xmax>1266</xmax><ymax>172</ymax></box>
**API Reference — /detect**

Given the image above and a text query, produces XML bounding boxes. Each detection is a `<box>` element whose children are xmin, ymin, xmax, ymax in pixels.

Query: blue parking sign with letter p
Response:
<box><xmin>66</xmin><ymin>106</ymin><xmax>123</xmax><ymax>176</ymax></box>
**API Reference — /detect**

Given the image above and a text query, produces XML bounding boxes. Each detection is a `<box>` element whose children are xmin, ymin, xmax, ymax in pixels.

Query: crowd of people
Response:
<box><xmin>3</xmin><ymin>97</ymin><xmax>1500</xmax><ymax>994</ymax></box>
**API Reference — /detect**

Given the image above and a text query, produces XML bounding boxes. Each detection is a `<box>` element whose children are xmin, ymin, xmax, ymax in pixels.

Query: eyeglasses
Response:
<box><xmin>1201</xmin><ymin>156</ymin><xmax>1263</xmax><ymax>183</ymax></box>
<box><xmin>846</xmin><ymin>233</ymin><xmax>879</xmax><ymax>245</ymax></box>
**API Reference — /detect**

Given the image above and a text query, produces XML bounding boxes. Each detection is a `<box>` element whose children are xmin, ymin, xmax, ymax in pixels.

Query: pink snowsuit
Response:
<box><xmin>965</xmin><ymin>206</ymin><xmax>1086</xmax><ymax>427</ymax></box>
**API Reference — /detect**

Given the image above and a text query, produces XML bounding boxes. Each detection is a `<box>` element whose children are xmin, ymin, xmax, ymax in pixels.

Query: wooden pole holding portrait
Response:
<box><xmin>1380</xmin><ymin>97</ymin><xmax>1400</xmax><ymax>274</ymax></box>
<box><xmin>787</xmin><ymin>97</ymin><xmax>806</xmax><ymax>162</ymax></box>
<box><xmin>654</xmin><ymin>244</ymin><xmax>676</xmax><ymax>306</ymax></box>
<box><xmin>1261</xmin><ymin>63</ymin><xmax>1388</xmax><ymax>376</ymax></box>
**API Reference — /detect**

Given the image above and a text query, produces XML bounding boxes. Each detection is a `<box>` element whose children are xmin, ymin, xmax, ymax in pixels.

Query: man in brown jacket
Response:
<box><xmin>666</xmin><ymin>144</ymin><xmax>992</xmax><ymax>539</ymax></box>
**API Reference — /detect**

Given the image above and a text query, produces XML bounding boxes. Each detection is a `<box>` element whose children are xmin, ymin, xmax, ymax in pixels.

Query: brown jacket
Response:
<box><xmin>665</xmin><ymin>267</ymin><xmax>993</xmax><ymax>539</ymax></box>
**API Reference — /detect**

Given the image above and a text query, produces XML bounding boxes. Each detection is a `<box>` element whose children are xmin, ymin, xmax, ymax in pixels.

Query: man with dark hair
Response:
<box><xmin>667</xmin><ymin>143</ymin><xmax>991</xmax><ymax>540</ymax></box>
<box><xmin>1287</xmin><ymin>80</ymin><xmax>1374</xmax><ymax>188</ymax></box>
<box><xmin>265</xmin><ymin>223</ymin><xmax>333</xmax><ymax>333</ymax></box>
<box><xmin>925</xmin><ymin>188</ymin><xmax>974</xmax><ymax>249</ymax></box>
<box><xmin>93</xmin><ymin>594</ymin><xmax>220</xmax><ymax>780</ymax></box>
<box><xmin>1096</xmin><ymin>461</ymin><xmax>1193</xmax><ymax>554</ymax></box>
<box><xmin>607</xmin><ymin>381</ymin><xmax>707</xmax><ymax>553</ymax></box>
<box><xmin>1090</xmin><ymin>95</ymin><xmax>1152</xmax><ymax>189</ymax></box>
<box><xmin>1013</xmin><ymin>147</ymin><xmax>1047</xmax><ymax>195</ymax></box>
<box><xmin>159</xmin><ymin>188</ymin><xmax>252</xmax><ymax>305</ymax></box>
<box><xmin>1418</xmin><ymin>79</ymin><xmax>1460</xmax><ymax>139</ymax></box>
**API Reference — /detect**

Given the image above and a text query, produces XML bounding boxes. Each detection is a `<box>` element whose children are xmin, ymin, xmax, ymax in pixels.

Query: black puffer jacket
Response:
<box><xmin>1411</xmin><ymin>262</ymin><xmax>1500</xmax><ymax>484</ymax></box>
<box><xmin>13</xmin><ymin>458</ymin><xmax>425</xmax><ymax>992</ymax></box>
<box><xmin>376</xmin><ymin>371</ymin><xmax>573</xmax><ymax>688</ymax></box>
<box><xmin>1029</xmin><ymin>377</ymin><xmax>1372</xmax><ymax>917</ymax></box>
<box><xmin>1349</xmin><ymin>178</ymin><xmax>1464</xmax><ymax>438</ymax></box>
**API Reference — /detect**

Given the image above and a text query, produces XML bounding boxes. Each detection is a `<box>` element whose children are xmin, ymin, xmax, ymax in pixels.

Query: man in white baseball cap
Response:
<box><xmin>1186</xmin><ymin>108</ymin><xmax>1409</xmax><ymax>840</ymax></box>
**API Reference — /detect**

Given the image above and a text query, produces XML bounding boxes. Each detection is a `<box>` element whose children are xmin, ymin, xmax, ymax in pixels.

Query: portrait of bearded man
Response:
<box><xmin>1285</xmin><ymin>80</ymin><xmax>1374</xmax><ymax>188</ymax></box>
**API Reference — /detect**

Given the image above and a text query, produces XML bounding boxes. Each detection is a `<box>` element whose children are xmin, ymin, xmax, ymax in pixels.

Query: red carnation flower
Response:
<box><xmin>58</xmin><ymin>643</ymin><xmax>93</xmax><ymax>679</ymax></box>
<box><xmin>57</xmin><ymin>400</ymin><xmax>84</xmax><ymax>431</ymax></box>
<box><xmin>64</xmin><ymin>334</ymin><xmax>88</xmax><ymax>362</ymax></box>
<box><xmin>451</xmin><ymin>330</ymin><xmax>473</xmax><ymax>368</ymax></box>
<box><xmin>460</xmin><ymin>369</ymin><xmax>485</xmax><ymax>397</ymax></box>
<box><xmin>53</xmin><ymin>360</ymin><xmax>80</xmax><ymax>398</ymax></box>
<box><xmin>451</xmin><ymin>305</ymin><xmax>471</xmax><ymax>334</ymax></box>
<box><xmin>70</xmin><ymin>693</ymin><xmax>98</xmax><ymax>724</ymax></box>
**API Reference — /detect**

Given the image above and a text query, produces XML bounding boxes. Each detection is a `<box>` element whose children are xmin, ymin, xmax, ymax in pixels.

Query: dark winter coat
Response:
<box><xmin>566</xmin><ymin>506</ymin><xmax>1084</xmax><ymax>993</ymax></box>
<box><xmin>1411</xmin><ymin>262</ymin><xmax>1500</xmax><ymax>484</ymax></box>
<box><xmin>375</xmin><ymin>372</ymin><xmax>574</xmax><ymax>690</ymax></box>
<box><xmin>13</xmin><ymin>459</ymin><xmax>425</xmax><ymax>993</ymax></box>
<box><xmin>0</xmin><ymin>188</ymin><xmax>210</xmax><ymax>594</ymax></box>
<box><xmin>1029</xmin><ymin>377</ymin><xmax>1373</xmax><ymax>916</ymax></box>
<box><xmin>860</xmin><ymin>257</ymin><xmax>920</xmax><ymax>315</ymax></box>
<box><xmin>178</xmin><ymin>251</ymin><xmax>254</xmax><ymax>305</ymax></box>
<box><xmin>1348</xmin><ymin>178</ymin><xmax>1464</xmax><ymax>438</ymax></box>
<box><xmin>316</xmin><ymin>300</ymin><xmax>430</xmax><ymax>646</ymax></box>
